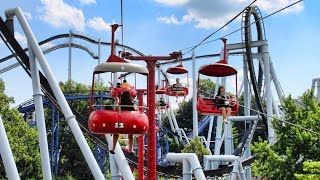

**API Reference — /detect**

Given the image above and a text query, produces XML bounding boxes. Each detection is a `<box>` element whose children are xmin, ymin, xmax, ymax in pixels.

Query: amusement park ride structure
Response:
<box><xmin>0</xmin><ymin>5</ymin><xmax>287</xmax><ymax>180</ymax></box>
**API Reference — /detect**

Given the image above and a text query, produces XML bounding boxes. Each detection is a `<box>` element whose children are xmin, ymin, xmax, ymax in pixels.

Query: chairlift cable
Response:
<box><xmin>162</xmin><ymin>72</ymin><xmax>320</xmax><ymax>136</ymax></box>
<box><xmin>179</xmin><ymin>0</ymin><xmax>303</xmax><ymax>54</ymax></box>
<box><xmin>181</xmin><ymin>0</ymin><xmax>258</xmax><ymax>56</ymax></box>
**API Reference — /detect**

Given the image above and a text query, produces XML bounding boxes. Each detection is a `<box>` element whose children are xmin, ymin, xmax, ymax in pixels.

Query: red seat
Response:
<box><xmin>111</xmin><ymin>87</ymin><xmax>123</xmax><ymax>97</ymax></box>
<box><xmin>155</xmin><ymin>88</ymin><xmax>166</xmax><ymax>94</ymax></box>
<box><xmin>111</xmin><ymin>87</ymin><xmax>137</xmax><ymax>98</ymax></box>
<box><xmin>88</xmin><ymin>110</ymin><xmax>149</xmax><ymax>134</ymax></box>
<box><xmin>158</xmin><ymin>104</ymin><xmax>169</xmax><ymax>109</ymax></box>
<box><xmin>196</xmin><ymin>97</ymin><xmax>239</xmax><ymax>116</ymax></box>
<box><xmin>166</xmin><ymin>87</ymin><xmax>188</xmax><ymax>96</ymax></box>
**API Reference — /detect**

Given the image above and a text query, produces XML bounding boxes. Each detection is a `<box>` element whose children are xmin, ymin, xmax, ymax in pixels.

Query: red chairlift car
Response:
<box><xmin>165</xmin><ymin>64</ymin><xmax>189</xmax><ymax>97</ymax></box>
<box><xmin>196</xmin><ymin>39</ymin><xmax>239</xmax><ymax>116</ymax></box>
<box><xmin>88</xmin><ymin>54</ymin><xmax>149</xmax><ymax>135</ymax></box>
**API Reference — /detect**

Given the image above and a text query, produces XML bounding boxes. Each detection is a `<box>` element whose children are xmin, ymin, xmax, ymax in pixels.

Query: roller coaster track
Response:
<box><xmin>1</xmin><ymin>6</ymin><xmax>265</xmax><ymax>176</ymax></box>
<box><xmin>233</xmin><ymin>5</ymin><xmax>269</xmax><ymax>156</ymax></box>
<box><xmin>0</xmin><ymin>31</ymin><xmax>145</xmax><ymax>74</ymax></box>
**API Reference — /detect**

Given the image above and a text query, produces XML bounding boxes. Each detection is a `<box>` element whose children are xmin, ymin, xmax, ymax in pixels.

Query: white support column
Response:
<box><xmin>230</xmin><ymin>160</ymin><xmax>239</xmax><ymax>180</ymax></box>
<box><xmin>113</xmin><ymin>41</ymin><xmax>118</xmax><ymax>86</ymax></box>
<box><xmin>166</xmin><ymin>153</ymin><xmax>206</xmax><ymax>180</ymax></box>
<box><xmin>238</xmin><ymin>80</ymin><xmax>244</xmax><ymax>97</ymax></box>
<box><xmin>206</xmin><ymin>116</ymin><xmax>214</xmax><ymax>151</ymax></box>
<box><xmin>109</xmin><ymin>155</ymin><xmax>121</xmax><ymax>180</ymax></box>
<box><xmin>105</xmin><ymin>134</ymin><xmax>122</xmax><ymax>180</ymax></box>
<box><xmin>183</xmin><ymin>159</ymin><xmax>192</xmax><ymax>180</ymax></box>
<box><xmin>311</xmin><ymin>79</ymin><xmax>316</xmax><ymax>92</ymax></box>
<box><xmin>192</xmin><ymin>51</ymin><xmax>198</xmax><ymax>138</ymax></box>
<box><xmin>221</xmin><ymin>77</ymin><xmax>226</xmax><ymax>88</ymax></box>
<box><xmin>212</xmin><ymin>116</ymin><xmax>223</xmax><ymax>169</ymax></box>
<box><xmin>157</xmin><ymin>67</ymin><xmax>161</xmax><ymax>109</ymax></box>
<box><xmin>224</xmin><ymin>123</ymin><xmax>232</xmax><ymax>155</ymax></box>
<box><xmin>157</xmin><ymin>66</ymin><xmax>161</xmax><ymax>88</ymax></box>
<box><xmin>29</xmin><ymin>43</ymin><xmax>52</xmax><ymax>180</ymax></box>
<box><xmin>214</xmin><ymin>116</ymin><xmax>223</xmax><ymax>156</ymax></box>
<box><xmin>106</xmin><ymin>134</ymin><xmax>135</xmax><ymax>179</ymax></box>
<box><xmin>214</xmin><ymin>77</ymin><xmax>220</xmax><ymax>95</ymax></box>
<box><xmin>6</xmin><ymin>7</ymin><xmax>104</xmax><ymax>179</ymax></box>
<box><xmin>317</xmin><ymin>79</ymin><xmax>320</xmax><ymax>103</ymax></box>
<box><xmin>220</xmin><ymin>76</ymin><xmax>233</xmax><ymax>157</ymax></box>
<box><xmin>0</xmin><ymin>116</ymin><xmax>20</xmax><ymax>180</ymax></box>
<box><xmin>166</xmin><ymin>109</ymin><xmax>179</xmax><ymax>144</ymax></box>
<box><xmin>97</xmin><ymin>38</ymin><xmax>101</xmax><ymax>81</ymax></box>
<box><xmin>270</xmin><ymin>60</ymin><xmax>284</xmax><ymax>105</ymax></box>
<box><xmin>262</xmin><ymin>44</ymin><xmax>275</xmax><ymax>143</ymax></box>
<box><xmin>272</xmin><ymin>97</ymin><xmax>280</xmax><ymax>118</ymax></box>
<box><xmin>243</xmin><ymin>57</ymin><xmax>251</xmax><ymax>180</ymax></box>
<box><xmin>238</xmin><ymin>160</ymin><xmax>246</xmax><ymax>180</ymax></box>
<box><xmin>170</xmin><ymin>108</ymin><xmax>180</xmax><ymax>137</ymax></box>
<box><xmin>68</xmin><ymin>30</ymin><xmax>72</xmax><ymax>81</ymax></box>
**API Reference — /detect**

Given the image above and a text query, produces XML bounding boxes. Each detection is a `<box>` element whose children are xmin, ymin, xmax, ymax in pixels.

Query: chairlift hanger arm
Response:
<box><xmin>124</xmin><ymin>51</ymin><xmax>181</xmax><ymax>61</ymax></box>
<box><xmin>157</xmin><ymin>51</ymin><xmax>244</xmax><ymax>66</ymax></box>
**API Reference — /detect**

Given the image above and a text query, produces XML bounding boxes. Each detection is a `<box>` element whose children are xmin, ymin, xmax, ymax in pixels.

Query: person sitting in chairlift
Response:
<box><xmin>172</xmin><ymin>78</ymin><xmax>186</xmax><ymax>102</ymax></box>
<box><xmin>157</xmin><ymin>97</ymin><xmax>167</xmax><ymax>111</ymax></box>
<box><xmin>158</xmin><ymin>97</ymin><xmax>166</xmax><ymax>107</ymax></box>
<box><xmin>215</xmin><ymin>86</ymin><xmax>232</xmax><ymax>124</ymax></box>
<box><xmin>110</xmin><ymin>91</ymin><xmax>138</xmax><ymax>155</ymax></box>
<box><xmin>121</xmin><ymin>79</ymin><xmax>133</xmax><ymax>89</ymax></box>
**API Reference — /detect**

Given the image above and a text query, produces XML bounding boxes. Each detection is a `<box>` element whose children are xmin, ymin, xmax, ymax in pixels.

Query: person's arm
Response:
<box><xmin>114</xmin><ymin>97</ymin><xmax>120</xmax><ymax>110</ymax></box>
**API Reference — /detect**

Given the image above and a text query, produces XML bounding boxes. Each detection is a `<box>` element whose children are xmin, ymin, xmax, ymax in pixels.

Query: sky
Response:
<box><xmin>0</xmin><ymin>0</ymin><xmax>319</xmax><ymax>109</ymax></box>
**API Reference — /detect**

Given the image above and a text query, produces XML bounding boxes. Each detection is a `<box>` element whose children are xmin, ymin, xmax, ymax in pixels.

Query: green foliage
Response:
<box><xmin>251</xmin><ymin>138</ymin><xmax>288</xmax><ymax>179</ymax></box>
<box><xmin>168</xmin><ymin>138</ymin><xmax>184</xmax><ymax>153</ymax></box>
<box><xmin>199</xmin><ymin>78</ymin><xmax>216</xmax><ymax>98</ymax></box>
<box><xmin>53</xmin><ymin>172</ymin><xmax>75</xmax><ymax>180</ymax></box>
<box><xmin>46</xmin><ymin>80</ymin><xmax>110</xmax><ymax>179</ymax></box>
<box><xmin>181</xmin><ymin>137</ymin><xmax>210</xmax><ymax>164</ymax></box>
<box><xmin>175</xmin><ymin>98</ymin><xmax>199</xmax><ymax>131</ymax></box>
<box><xmin>0</xmin><ymin>79</ymin><xmax>42</xmax><ymax>179</ymax></box>
<box><xmin>295</xmin><ymin>161</ymin><xmax>320</xmax><ymax>179</ymax></box>
<box><xmin>252</xmin><ymin>90</ymin><xmax>320</xmax><ymax>179</ymax></box>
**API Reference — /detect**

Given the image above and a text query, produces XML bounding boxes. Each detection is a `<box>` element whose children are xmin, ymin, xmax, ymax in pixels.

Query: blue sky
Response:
<box><xmin>0</xmin><ymin>0</ymin><xmax>319</xmax><ymax>107</ymax></box>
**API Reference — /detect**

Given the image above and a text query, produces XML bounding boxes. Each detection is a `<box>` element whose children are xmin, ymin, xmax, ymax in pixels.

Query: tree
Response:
<box><xmin>252</xmin><ymin>90</ymin><xmax>320</xmax><ymax>179</ymax></box>
<box><xmin>181</xmin><ymin>137</ymin><xmax>210</xmax><ymax>164</ymax></box>
<box><xmin>46</xmin><ymin>80</ymin><xmax>109</xmax><ymax>179</ymax></box>
<box><xmin>199</xmin><ymin>78</ymin><xmax>216</xmax><ymax>98</ymax></box>
<box><xmin>0</xmin><ymin>79</ymin><xmax>42</xmax><ymax>179</ymax></box>
<box><xmin>295</xmin><ymin>161</ymin><xmax>320</xmax><ymax>179</ymax></box>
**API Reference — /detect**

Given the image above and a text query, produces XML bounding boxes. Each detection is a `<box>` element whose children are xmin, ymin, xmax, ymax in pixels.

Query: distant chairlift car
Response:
<box><xmin>165</xmin><ymin>64</ymin><xmax>189</xmax><ymax>97</ymax></box>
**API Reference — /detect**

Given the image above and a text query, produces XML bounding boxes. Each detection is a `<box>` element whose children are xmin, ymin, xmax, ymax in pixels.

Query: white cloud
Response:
<box><xmin>79</xmin><ymin>0</ymin><xmax>96</xmax><ymax>5</ymax></box>
<box><xmin>157</xmin><ymin>15</ymin><xmax>182</xmax><ymax>25</ymax></box>
<box><xmin>155</xmin><ymin>0</ymin><xmax>304</xmax><ymax>29</ymax></box>
<box><xmin>256</xmin><ymin>0</ymin><xmax>304</xmax><ymax>14</ymax></box>
<box><xmin>155</xmin><ymin>0</ymin><xmax>189</xmax><ymax>7</ymax></box>
<box><xmin>39</xmin><ymin>0</ymin><xmax>85</xmax><ymax>31</ymax></box>
<box><xmin>23</xmin><ymin>11</ymin><xmax>32</xmax><ymax>20</ymax></box>
<box><xmin>87</xmin><ymin>17</ymin><xmax>111</xmax><ymax>31</ymax></box>
<box><xmin>14</xmin><ymin>32</ymin><xmax>27</xmax><ymax>46</ymax></box>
